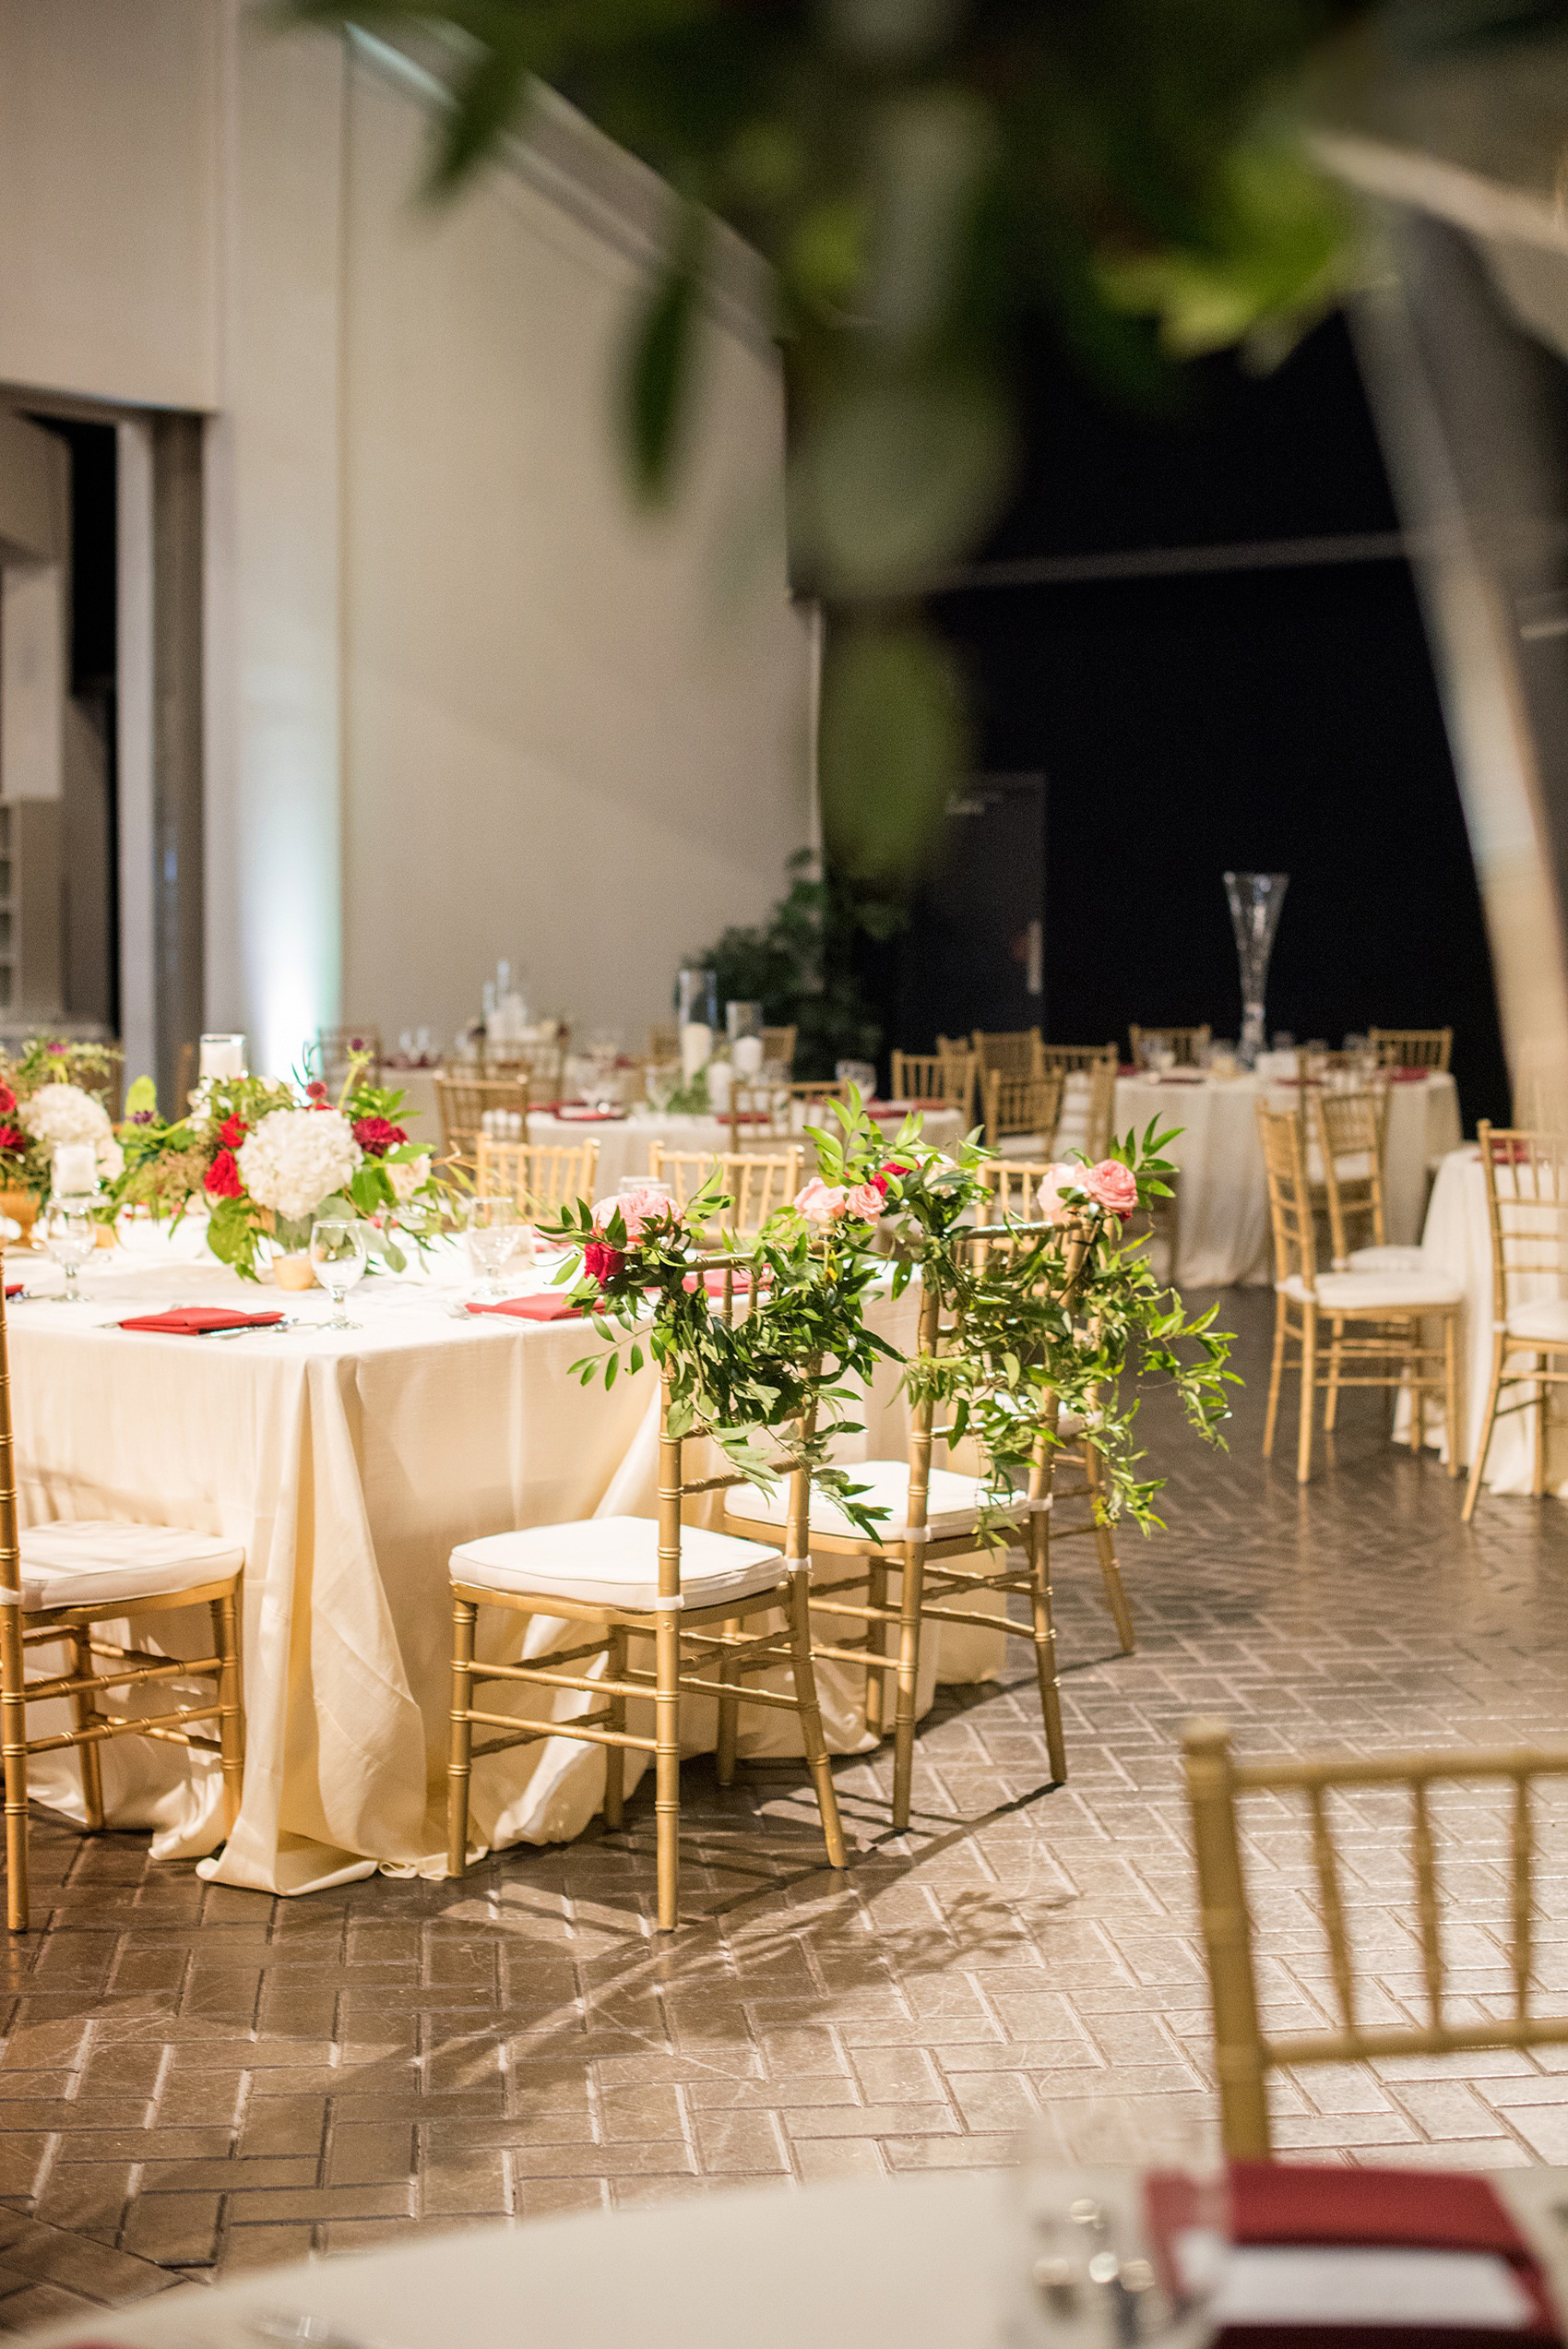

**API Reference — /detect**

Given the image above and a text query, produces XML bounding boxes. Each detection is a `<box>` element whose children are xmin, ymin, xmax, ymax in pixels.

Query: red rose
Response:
<box><xmin>0</xmin><ymin>1125</ymin><xmax>25</xmax><ymax>1155</ymax></box>
<box><xmin>582</xmin><ymin>1241</ymin><xmax>624</xmax><ymax>1285</ymax></box>
<box><xmin>352</xmin><ymin>1115</ymin><xmax>407</xmax><ymax>1159</ymax></box>
<box><xmin>218</xmin><ymin>1115</ymin><xmax>248</xmax><ymax>1151</ymax></box>
<box><xmin>205</xmin><ymin>1149</ymin><xmax>244</xmax><ymax>1199</ymax></box>
<box><xmin>879</xmin><ymin>1162</ymin><xmax>911</xmax><ymax>1188</ymax></box>
<box><xmin>0</xmin><ymin>1087</ymin><xmax>18</xmax><ymax>1117</ymax></box>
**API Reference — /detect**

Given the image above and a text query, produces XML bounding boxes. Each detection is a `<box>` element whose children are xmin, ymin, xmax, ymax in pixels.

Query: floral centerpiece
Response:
<box><xmin>0</xmin><ymin>1036</ymin><xmax>125</xmax><ymax>1213</ymax></box>
<box><xmin>111</xmin><ymin>1052</ymin><xmax>449</xmax><ymax>1280</ymax></box>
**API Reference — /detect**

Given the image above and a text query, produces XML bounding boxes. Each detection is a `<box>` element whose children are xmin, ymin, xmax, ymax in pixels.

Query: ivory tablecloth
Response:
<box><xmin>7</xmin><ymin>1222</ymin><xmax>995</xmax><ymax>1897</ymax></box>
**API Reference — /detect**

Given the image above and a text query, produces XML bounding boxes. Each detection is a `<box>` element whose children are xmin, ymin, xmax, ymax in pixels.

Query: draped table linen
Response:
<box><xmin>9</xmin><ymin>1222</ymin><xmax>999</xmax><ymax>1896</ymax></box>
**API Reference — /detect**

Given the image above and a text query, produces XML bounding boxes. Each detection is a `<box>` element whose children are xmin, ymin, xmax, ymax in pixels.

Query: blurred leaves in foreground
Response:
<box><xmin>290</xmin><ymin>0</ymin><xmax>1379</xmax><ymax>880</ymax></box>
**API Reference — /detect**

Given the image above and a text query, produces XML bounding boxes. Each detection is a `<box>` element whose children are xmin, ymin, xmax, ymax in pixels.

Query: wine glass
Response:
<box><xmin>1008</xmin><ymin>2096</ymin><xmax>1229</xmax><ymax>2349</ymax></box>
<box><xmin>309</xmin><ymin>1212</ymin><xmax>368</xmax><ymax>1330</ymax></box>
<box><xmin>464</xmin><ymin>1195</ymin><xmax>519</xmax><ymax>1300</ymax></box>
<box><xmin>42</xmin><ymin>1199</ymin><xmax>97</xmax><ymax>1304</ymax></box>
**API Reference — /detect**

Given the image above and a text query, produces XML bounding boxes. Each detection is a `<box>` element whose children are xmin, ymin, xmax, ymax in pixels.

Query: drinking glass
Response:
<box><xmin>836</xmin><ymin>1059</ymin><xmax>877</xmax><ymax>1096</ymax></box>
<box><xmin>42</xmin><ymin>1200</ymin><xmax>97</xmax><ymax>1303</ymax></box>
<box><xmin>1009</xmin><ymin>2097</ymin><xmax>1229</xmax><ymax>2349</ymax></box>
<box><xmin>465</xmin><ymin>1195</ymin><xmax>520</xmax><ymax>1299</ymax></box>
<box><xmin>309</xmin><ymin>1213</ymin><xmax>368</xmax><ymax>1330</ymax></box>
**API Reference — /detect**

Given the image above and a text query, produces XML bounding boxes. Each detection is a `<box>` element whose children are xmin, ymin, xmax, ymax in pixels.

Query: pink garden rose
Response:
<box><xmin>593</xmin><ymin>1185</ymin><xmax>674</xmax><ymax>1241</ymax></box>
<box><xmin>1079</xmin><ymin>1159</ymin><xmax>1139</xmax><ymax>1221</ymax></box>
<box><xmin>1033</xmin><ymin>1163</ymin><xmax>1084</xmax><ymax>1225</ymax></box>
<box><xmin>844</xmin><ymin>1182</ymin><xmax>886</xmax><ymax>1222</ymax></box>
<box><xmin>794</xmin><ymin>1176</ymin><xmax>849</xmax><ymax>1227</ymax></box>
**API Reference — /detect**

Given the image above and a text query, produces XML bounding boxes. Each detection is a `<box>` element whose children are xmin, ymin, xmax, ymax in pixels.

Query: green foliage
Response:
<box><xmin>688</xmin><ymin>850</ymin><xmax>905</xmax><ymax>1079</ymax></box>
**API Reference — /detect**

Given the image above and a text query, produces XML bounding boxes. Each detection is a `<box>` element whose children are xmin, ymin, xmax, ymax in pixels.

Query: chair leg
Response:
<box><xmin>1296</xmin><ymin>1310</ymin><xmax>1317</xmax><ymax>1484</ymax></box>
<box><xmin>1463</xmin><ymin>1342</ymin><xmax>1507</xmax><ymax>1523</ymax></box>
<box><xmin>714</xmin><ymin>1616</ymin><xmax>740</xmax><ymax>1788</ymax></box>
<box><xmin>1026</xmin><ymin>1511</ymin><xmax>1067</xmax><ymax>1784</ymax></box>
<box><xmin>603</xmin><ymin>1627</ymin><xmax>626</xmax><ymax>1830</ymax></box>
<box><xmin>0</xmin><ymin>1607</ymin><xmax>28</xmax><ymax>1933</ymax></box>
<box><xmin>654</xmin><ymin>1610</ymin><xmax>682</xmax><ymax>1931</ymax></box>
<box><xmin>1443</xmin><ymin>1317</ymin><xmax>1462</xmax><ymax>1479</ymax></box>
<box><xmin>1324</xmin><ymin>1320</ymin><xmax>1344</xmax><ymax>1433</ymax></box>
<box><xmin>445</xmin><ymin>1595</ymin><xmax>477</xmax><ymax>1879</ymax></box>
<box><xmin>68</xmin><ymin>1629</ymin><xmax>104</xmax><ymax>1832</ymax></box>
<box><xmin>864</xmin><ymin>1558</ymin><xmax>888</xmax><ymax>1738</ymax></box>
<box><xmin>785</xmin><ymin>1569</ymin><xmax>847</xmax><ymax>1868</ymax></box>
<box><xmin>1263</xmin><ymin>1296</ymin><xmax>1288</xmax><ymax>1459</ymax></box>
<box><xmin>211</xmin><ymin>1588</ymin><xmax>244</xmax><ymax>1836</ymax></box>
<box><xmin>889</xmin><ymin>1542</ymin><xmax>928</xmax><ymax>1834</ymax></box>
<box><xmin>1084</xmin><ymin>1441</ymin><xmax>1134</xmax><ymax>1654</ymax></box>
<box><xmin>1534</xmin><ymin>1353</ymin><xmax>1549</xmax><ymax>1497</ymax></box>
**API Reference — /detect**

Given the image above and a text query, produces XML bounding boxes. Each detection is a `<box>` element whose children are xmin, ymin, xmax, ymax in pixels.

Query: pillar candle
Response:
<box><xmin>53</xmin><ymin>1143</ymin><xmax>98</xmax><ymax>1197</ymax></box>
<box><xmin>732</xmin><ymin>1035</ymin><xmax>764</xmax><ymax>1078</ymax></box>
<box><xmin>199</xmin><ymin>1034</ymin><xmax>246</xmax><ymax>1080</ymax></box>
<box><xmin>680</xmin><ymin>1022</ymin><xmax>713</xmax><ymax>1081</ymax></box>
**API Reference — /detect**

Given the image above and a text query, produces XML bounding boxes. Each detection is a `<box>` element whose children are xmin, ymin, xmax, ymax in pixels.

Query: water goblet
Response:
<box><xmin>42</xmin><ymin>1199</ymin><xmax>97</xmax><ymax>1304</ymax></box>
<box><xmin>310</xmin><ymin>1212</ymin><xmax>368</xmax><ymax>1330</ymax></box>
<box><xmin>465</xmin><ymin>1195</ymin><xmax>520</xmax><ymax>1300</ymax></box>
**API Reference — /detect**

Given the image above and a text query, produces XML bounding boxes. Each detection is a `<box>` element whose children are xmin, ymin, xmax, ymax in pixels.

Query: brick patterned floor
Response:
<box><xmin>5</xmin><ymin>1285</ymin><xmax>1568</xmax><ymax>2326</ymax></box>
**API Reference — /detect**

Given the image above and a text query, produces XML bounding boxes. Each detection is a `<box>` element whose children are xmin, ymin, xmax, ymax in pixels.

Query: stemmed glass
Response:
<box><xmin>309</xmin><ymin>1212</ymin><xmax>369</xmax><ymax>1330</ymax></box>
<box><xmin>465</xmin><ymin>1195</ymin><xmax>520</xmax><ymax>1300</ymax></box>
<box><xmin>42</xmin><ymin>1199</ymin><xmax>97</xmax><ymax>1304</ymax></box>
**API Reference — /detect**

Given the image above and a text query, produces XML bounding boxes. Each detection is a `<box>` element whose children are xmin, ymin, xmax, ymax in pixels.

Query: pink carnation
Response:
<box><xmin>1079</xmin><ymin>1159</ymin><xmax>1139</xmax><ymax>1221</ymax></box>
<box><xmin>1033</xmin><ymin>1163</ymin><xmax>1084</xmax><ymax>1225</ymax></box>
<box><xmin>794</xmin><ymin>1177</ymin><xmax>849</xmax><ymax>1228</ymax></box>
<box><xmin>844</xmin><ymin>1182</ymin><xmax>886</xmax><ymax>1222</ymax></box>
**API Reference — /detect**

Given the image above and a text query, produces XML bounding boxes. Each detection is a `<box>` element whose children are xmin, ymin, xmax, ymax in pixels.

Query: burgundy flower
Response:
<box><xmin>45</xmin><ymin>1044</ymin><xmax>65</xmax><ymax>1057</ymax></box>
<box><xmin>131</xmin><ymin>1109</ymin><xmax>154</xmax><ymax>1127</ymax></box>
<box><xmin>582</xmin><ymin>1241</ymin><xmax>624</xmax><ymax>1285</ymax></box>
<box><xmin>218</xmin><ymin>1115</ymin><xmax>248</xmax><ymax>1151</ymax></box>
<box><xmin>352</xmin><ymin>1115</ymin><xmax>407</xmax><ymax>1159</ymax></box>
<box><xmin>0</xmin><ymin>1087</ymin><xmax>18</xmax><ymax>1117</ymax></box>
<box><xmin>205</xmin><ymin>1149</ymin><xmax>244</xmax><ymax>1200</ymax></box>
<box><xmin>0</xmin><ymin>1125</ymin><xmax>25</xmax><ymax>1155</ymax></box>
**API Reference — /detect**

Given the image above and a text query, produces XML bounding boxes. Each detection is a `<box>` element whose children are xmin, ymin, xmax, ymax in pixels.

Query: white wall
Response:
<box><xmin>0</xmin><ymin>1</ymin><xmax>812</xmax><ymax>1073</ymax></box>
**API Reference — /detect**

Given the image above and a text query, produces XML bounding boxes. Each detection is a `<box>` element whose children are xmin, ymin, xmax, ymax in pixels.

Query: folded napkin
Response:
<box><xmin>5</xmin><ymin>1284</ymin><xmax>21</xmax><ymax>1300</ymax></box>
<box><xmin>1388</xmin><ymin>1067</ymin><xmax>1431</xmax><ymax>1084</ymax></box>
<box><xmin>1148</xmin><ymin>2162</ymin><xmax>1561</xmax><ymax>2349</ymax></box>
<box><xmin>867</xmin><ymin>1099</ymin><xmax>916</xmax><ymax>1116</ymax></box>
<box><xmin>549</xmin><ymin>1104</ymin><xmax>626</xmax><ymax>1123</ymax></box>
<box><xmin>464</xmin><ymin>1293</ymin><xmax>584</xmax><ymax>1321</ymax></box>
<box><xmin>119</xmin><ymin>1306</ymin><xmax>285</xmax><ymax>1336</ymax></box>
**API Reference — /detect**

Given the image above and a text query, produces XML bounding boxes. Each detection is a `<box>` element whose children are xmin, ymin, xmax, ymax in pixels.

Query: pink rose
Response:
<box><xmin>844</xmin><ymin>1182</ymin><xmax>885</xmax><ymax>1222</ymax></box>
<box><xmin>593</xmin><ymin>1185</ymin><xmax>673</xmax><ymax>1242</ymax></box>
<box><xmin>1079</xmin><ymin>1159</ymin><xmax>1139</xmax><ymax>1221</ymax></box>
<box><xmin>1033</xmin><ymin>1163</ymin><xmax>1083</xmax><ymax>1225</ymax></box>
<box><xmin>794</xmin><ymin>1177</ymin><xmax>849</xmax><ymax>1227</ymax></box>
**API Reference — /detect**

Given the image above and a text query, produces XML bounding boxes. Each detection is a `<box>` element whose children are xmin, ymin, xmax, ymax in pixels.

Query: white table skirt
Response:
<box><xmin>7</xmin><ymin>1222</ymin><xmax>1000</xmax><ymax>1898</ymax></box>
<box><xmin>1405</xmin><ymin>1145</ymin><xmax>1568</xmax><ymax>1495</ymax></box>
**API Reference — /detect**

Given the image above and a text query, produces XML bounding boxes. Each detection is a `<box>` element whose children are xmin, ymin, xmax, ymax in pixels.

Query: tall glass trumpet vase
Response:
<box><xmin>1224</xmin><ymin>871</ymin><xmax>1289</xmax><ymax>1069</ymax></box>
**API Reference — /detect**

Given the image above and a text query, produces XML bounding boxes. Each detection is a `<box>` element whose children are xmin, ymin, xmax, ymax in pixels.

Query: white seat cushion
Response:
<box><xmin>1347</xmin><ymin>1245</ymin><xmax>1427</xmax><ymax>1274</ymax></box>
<box><xmin>727</xmin><ymin>1459</ymin><xmax>1025</xmax><ymax>1544</ymax></box>
<box><xmin>1279</xmin><ymin>1270</ymin><xmax>1462</xmax><ymax>1313</ymax></box>
<box><xmin>1506</xmin><ymin>1297</ymin><xmax>1568</xmax><ymax>1345</ymax></box>
<box><xmin>450</xmin><ymin>1516</ymin><xmax>786</xmax><ymax>1612</ymax></box>
<box><xmin>17</xmin><ymin>1521</ymin><xmax>244</xmax><ymax>1612</ymax></box>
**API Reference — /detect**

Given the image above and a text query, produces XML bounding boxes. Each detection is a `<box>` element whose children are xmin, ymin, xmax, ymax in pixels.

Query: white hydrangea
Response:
<box><xmin>21</xmin><ymin>1083</ymin><xmax>112</xmax><ymax>1149</ymax></box>
<box><xmin>387</xmin><ymin>1151</ymin><xmax>430</xmax><ymax>1203</ymax></box>
<box><xmin>237</xmin><ymin>1107</ymin><xmax>362</xmax><ymax>1224</ymax></box>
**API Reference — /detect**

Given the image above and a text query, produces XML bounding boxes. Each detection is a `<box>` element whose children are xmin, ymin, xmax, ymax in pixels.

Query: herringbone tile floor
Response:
<box><xmin>5</xmin><ymin>1285</ymin><xmax>1568</xmax><ymax>2328</ymax></box>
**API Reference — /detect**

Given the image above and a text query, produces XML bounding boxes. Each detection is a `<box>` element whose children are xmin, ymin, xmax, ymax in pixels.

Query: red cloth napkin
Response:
<box><xmin>4</xmin><ymin>1285</ymin><xmax>21</xmax><ymax>1300</ymax></box>
<box><xmin>1388</xmin><ymin>1066</ymin><xmax>1431</xmax><ymax>1084</ymax></box>
<box><xmin>464</xmin><ymin>1294</ymin><xmax>584</xmax><ymax>1321</ymax></box>
<box><xmin>551</xmin><ymin>1105</ymin><xmax>625</xmax><ymax>1123</ymax></box>
<box><xmin>119</xmin><ymin>1306</ymin><xmax>285</xmax><ymax>1336</ymax></box>
<box><xmin>1147</xmin><ymin>2162</ymin><xmax>1561</xmax><ymax>2349</ymax></box>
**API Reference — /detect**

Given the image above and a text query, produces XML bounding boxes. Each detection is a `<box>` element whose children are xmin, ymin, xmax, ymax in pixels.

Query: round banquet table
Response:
<box><xmin>4</xmin><ymin>1220</ymin><xmax>1001</xmax><ymax>1899</ymax></box>
<box><xmin>1044</xmin><ymin>1065</ymin><xmax>1461</xmax><ymax>1290</ymax></box>
<box><xmin>22</xmin><ymin>2164</ymin><xmax>1568</xmax><ymax>2349</ymax></box>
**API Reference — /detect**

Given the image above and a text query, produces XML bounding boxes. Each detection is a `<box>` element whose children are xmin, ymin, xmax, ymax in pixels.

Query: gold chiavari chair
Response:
<box><xmin>647</xmin><ymin>1146</ymin><xmax>801</xmax><ymax>1236</ymax></box>
<box><xmin>0</xmin><ymin>1284</ymin><xmax>245</xmax><ymax>1930</ymax></box>
<box><xmin>445</xmin><ymin>1259</ymin><xmax>847</xmax><ymax>1930</ymax></box>
<box><xmin>475</xmin><ymin>1135</ymin><xmax>600</xmax><ymax>1218</ymax></box>
<box><xmin>982</xmin><ymin>1067</ymin><xmax>1065</xmax><ymax>1154</ymax></box>
<box><xmin>1310</xmin><ymin>1090</ymin><xmax>1420</xmax><ymax>1274</ymax></box>
<box><xmin>726</xmin><ymin>1222</ymin><xmax>1075</xmax><ymax>1829</ymax></box>
<box><xmin>1257</xmin><ymin>1103</ymin><xmax>1461</xmax><ymax>1483</ymax></box>
<box><xmin>435</xmin><ymin>1072</ymin><xmax>531</xmax><ymax>1174</ymax></box>
<box><xmin>1040</xmin><ymin>1046</ymin><xmax>1119</xmax><ymax>1163</ymax></box>
<box><xmin>1128</xmin><ymin>1022</ymin><xmax>1209</xmax><ymax>1068</ymax></box>
<box><xmin>972</xmin><ymin>1027</ymin><xmax>1042</xmax><ymax>1080</ymax></box>
<box><xmin>889</xmin><ymin>1048</ymin><xmax>979</xmax><ymax>1128</ymax></box>
<box><xmin>1184</xmin><ymin>1717</ymin><xmax>1568</xmax><ymax>2160</ymax></box>
<box><xmin>1462</xmin><ymin>1123</ymin><xmax>1568</xmax><ymax>1521</ymax></box>
<box><xmin>489</xmin><ymin>1038</ymin><xmax>564</xmax><ymax>1099</ymax></box>
<box><xmin>974</xmin><ymin>1165</ymin><xmax>1134</xmax><ymax>1654</ymax></box>
<box><xmin>1369</xmin><ymin>1025</ymin><xmax>1453</xmax><ymax>1072</ymax></box>
<box><xmin>760</xmin><ymin>1024</ymin><xmax>798</xmax><ymax>1071</ymax></box>
<box><xmin>316</xmin><ymin>1025</ymin><xmax>382</xmax><ymax>1091</ymax></box>
<box><xmin>648</xmin><ymin>1022</ymin><xmax>680</xmax><ymax>1062</ymax></box>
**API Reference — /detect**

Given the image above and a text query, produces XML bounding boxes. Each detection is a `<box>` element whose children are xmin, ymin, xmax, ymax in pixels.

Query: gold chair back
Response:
<box><xmin>1311</xmin><ymin>1090</ymin><xmax>1390</xmax><ymax>1269</ymax></box>
<box><xmin>982</xmin><ymin>1067</ymin><xmax>1065</xmax><ymax>1153</ymax></box>
<box><xmin>647</xmin><ymin>1146</ymin><xmax>801</xmax><ymax>1234</ymax></box>
<box><xmin>760</xmin><ymin>1024</ymin><xmax>798</xmax><ymax>1071</ymax></box>
<box><xmin>1257</xmin><ymin>1103</ymin><xmax>1317</xmax><ymax>1293</ymax></box>
<box><xmin>489</xmin><ymin>1038</ymin><xmax>564</xmax><ymax>1098</ymax></box>
<box><xmin>1479</xmin><ymin>1123</ymin><xmax>1568</xmax><ymax>1317</ymax></box>
<box><xmin>1369</xmin><ymin>1025</ymin><xmax>1452</xmax><ymax>1071</ymax></box>
<box><xmin>971</xmin><ymin>1027</ymin><xmax>1042</xmax><ymax>1079</ymax></box>
<box><xmin>435</xmin><ymin>1073</ymin><xmax>531</xmax><ymax>1172</ymax></box>
<box><xmin>1128</xmin><ymin>1022</ymin><xmax>1209</xmax><ymax>1067</ymax></box>
<box><xmin>648</xmin><ymin>1022</ymin><xmax>680</xmax><ymax>1062</ymax></box>
<box><xmin>316</xmin><ymin>1025</ymin><xmax>382</xmax><ymax>1091</ymax></box>
<box><xmin>1184</xmin><ymin>1716</ymin><xmax>1568</xmax><ymax>2159</ymax></box>
<box><xmin>1039</xmin><ymin>1047</ymin><xmax>1119</xmax><ymax>1162</ymax></box>
<box><xmin>475</xmin><ymin>1136</ymin><xmax>600</xmax><ymax>1217</ymax></box>
<box><xmin>889</xmin><ymin>1048</ymin><xmax>978</xmax><ymax>1127</ymax></box>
